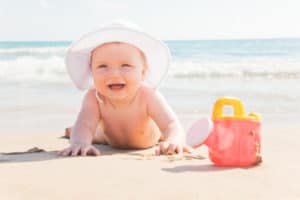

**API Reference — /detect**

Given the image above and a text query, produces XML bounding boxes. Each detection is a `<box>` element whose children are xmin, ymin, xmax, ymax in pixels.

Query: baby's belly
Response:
<box><xmin>102</xmin><ymin>118</ymin><xmax>161</xmax><ymax>149</ymax></box>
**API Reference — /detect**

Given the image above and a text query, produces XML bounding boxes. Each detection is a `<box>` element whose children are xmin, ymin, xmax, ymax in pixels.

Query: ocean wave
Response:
<box><xmin>0</xmin><ymin>56</ymin><xmax>69</xmax><ymax>83</ymax></box>
<box><xmin>169</xmin><ymin>60</ymin><xmax>300</xmax><ymax>79</ymax></box>
<box><xmin>171</xmin><ymin>70</ymin><xmax>300</xmax><ymax>79</ymax></box>
<box><xmin>1</xmin><ymin>56</ymin><xmax>300</xmax><ymax>84</ymax></box>
<box><xmin>0</xmin><ymin>47</ymin><xmax>67</xmax><ymax>60</ymax></box>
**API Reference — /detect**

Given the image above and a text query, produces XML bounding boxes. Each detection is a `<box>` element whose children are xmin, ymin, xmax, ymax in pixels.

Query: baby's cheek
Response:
<box><xmin>92</xmin><ymin>77</ymin><xmax>105</xmax><ymax>91</ymax></box>
<box><xmin>128</xmin><ymin>70</ymin><xmax>144</xmax><ymax>82</ymax></box>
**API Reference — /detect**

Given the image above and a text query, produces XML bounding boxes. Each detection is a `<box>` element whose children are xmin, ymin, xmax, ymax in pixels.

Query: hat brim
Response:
<box><xmin>65</xmin><ymin>27</ymin><xmax>171</xmax><ymax>90</ymax></box>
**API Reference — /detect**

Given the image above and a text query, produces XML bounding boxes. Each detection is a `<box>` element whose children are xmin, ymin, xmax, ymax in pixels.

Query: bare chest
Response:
<box><xmin>99</xmin><ymin>100</ymin><xmax>159</xmax><ymax>148</ymax></box>
<box><xmin>101</xmin><ymin>103</ymin><xmax>148</xmax><ymax>131</ymax></box>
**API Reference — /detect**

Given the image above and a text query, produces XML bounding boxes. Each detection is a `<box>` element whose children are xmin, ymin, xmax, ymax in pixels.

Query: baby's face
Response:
<box><xmin>90</xmin><ymin>42</ymin><xmax>147</xmax><ymax>102</ymax></box>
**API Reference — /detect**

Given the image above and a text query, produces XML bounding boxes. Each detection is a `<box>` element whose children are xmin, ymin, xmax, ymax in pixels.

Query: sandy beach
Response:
<box><xmin>1</xmin><ymin>0</ymin><xmax>300</xmax><ymax>196</ymax></box>
<box><xmin>1</xmin><ymin>121</ymin><xmax>299</xmax><ymax>200</ymax></box>
<box><xmin>1</xmin><ymin>39</ymin><xmax>300</xmax><ymax>199</ymax></box>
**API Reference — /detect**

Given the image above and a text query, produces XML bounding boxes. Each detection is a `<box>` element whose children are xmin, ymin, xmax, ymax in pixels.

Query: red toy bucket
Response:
<box><xmin>205</xmin><ymin>97</ymin><xmax>262</xmax><ymax>166</ymax></box>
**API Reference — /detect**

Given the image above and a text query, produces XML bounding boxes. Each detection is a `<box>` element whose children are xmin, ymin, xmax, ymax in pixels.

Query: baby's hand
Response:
<box><xmin>155</xmin><ymin>137</ymin><xmax>192</xmax><ymax>155</ymax></box>
<box><xmin>58</xmin><ymin>143</ymin><xmax>101</xmax><ymax>157</ymax></box>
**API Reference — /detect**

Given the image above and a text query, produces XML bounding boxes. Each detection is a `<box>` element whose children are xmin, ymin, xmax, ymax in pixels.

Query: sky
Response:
<box><xmin>1</xmin><ymin>0</ymin><xmax>300</xmax><ymax>41</ymax></box>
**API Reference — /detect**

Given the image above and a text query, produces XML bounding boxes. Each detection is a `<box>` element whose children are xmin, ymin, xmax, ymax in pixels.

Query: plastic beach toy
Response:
<box><xmin>186</xmin><ymin>118</ymin><xmax>213</xmax><ymax>148</ymax></box>
<box><xmin>187</xmin><ymin>97</ymin><xmax>262</xmax><ymax>167</ymax></box>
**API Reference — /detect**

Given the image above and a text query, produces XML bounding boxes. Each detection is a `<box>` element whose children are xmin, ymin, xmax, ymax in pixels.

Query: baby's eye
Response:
<box><xmin>98</xmin><ymin>64</ymin><xmax>107</xmax><ymax>68</ymax></box>
<box><xmin>122</xmin><ymin>64</ymin><xmax>132</xmax><ymax>67</ymax></box>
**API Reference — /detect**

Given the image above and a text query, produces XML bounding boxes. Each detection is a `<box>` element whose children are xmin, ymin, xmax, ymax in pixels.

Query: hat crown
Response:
<box><xmin>102</xmin><ymin>19</ymin><xmax>142</xmax><ymax>32</ymax></box>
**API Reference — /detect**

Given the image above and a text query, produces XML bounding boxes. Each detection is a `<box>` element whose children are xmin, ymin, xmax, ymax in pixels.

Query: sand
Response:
<box><xmin>0</xmin><ymin>124</ymin><xmax>300</xmax><ymax>200</ymax></box>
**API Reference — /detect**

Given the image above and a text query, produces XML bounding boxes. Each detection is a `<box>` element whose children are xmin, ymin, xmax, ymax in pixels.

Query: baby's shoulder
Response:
<box><xmin>138</xmin><ymin>84</ymin><xmax>162</xmax><ymax>103</ymax></box>
<box><xmin>82</xmin><ymin>89</ymin><xmax>98</xmax><ymax>106</ymax></box>
<box><xmin>84</xmin><ymin>89</ymin><xmax>97</xmax><ymax>99</ymax></box>
<box><xmin>139</xmin><ymin>84</ymin><xmax>158</xmax><ymax>97</ymax></box>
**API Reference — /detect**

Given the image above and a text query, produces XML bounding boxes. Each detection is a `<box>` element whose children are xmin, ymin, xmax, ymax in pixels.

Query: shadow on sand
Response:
<box><xmin>0</xmin><ymin>144</ymin><xmax>129</xmax><ymax>164</ymax></box>
<box><xmin>161</xmin><ymin>162</ymin><xmax>261</xmax><ymax>173</ymax></box>
<box><xmin>161</xmin><ymin>164</ymin><xmax>236</xmax><ymax>173</ymax></box>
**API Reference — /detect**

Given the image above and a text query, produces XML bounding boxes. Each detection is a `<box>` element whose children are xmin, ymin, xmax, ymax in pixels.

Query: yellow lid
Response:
<box><xmin>212</xmin><ymin>97</ymin><xmax>261</xmax><ymax>121</ymax></box>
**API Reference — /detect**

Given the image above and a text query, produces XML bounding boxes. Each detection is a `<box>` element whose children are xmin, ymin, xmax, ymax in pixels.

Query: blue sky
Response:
<box><xmin>1</xmin><ymin>0</ymin><xmax>300</xmax><ymax>41</ymax></box>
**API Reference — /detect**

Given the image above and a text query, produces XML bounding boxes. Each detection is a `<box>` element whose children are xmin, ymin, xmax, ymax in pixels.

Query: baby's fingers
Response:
<box><xmin>80</xmin><ymin>147</ymin><xmax>89</xmax><ymax>156</ymax></box>
<box><xmin>71</xmin><ymin>146</ymin><xmax>81</xmax><ymax>156</ymax></box>
<box><xmin>156</xmin><ymin>142</ymin><xmax>169</xmax><ymax>155</ymax></box>
<box><xmin>156</xmin><ymin>142</ymin><xmax>179</xmax><ymax>155</ymax></box>
<box><xmin>58</xmin><ymin>148</ymin><xmax>72</xmax><ymax>156</ymax></box>
<box><xmin>155</xmin><ymin>148</ymin><xmax>160</xmax><ymax>156</ymax></box>
<box><xmin>183</xmin><ymin>145</ymin><xmax>193</xmax><ymax>153</ymax></box>
<box><xmin>87</xmin><ymin>146</ymin><xmax>101</xmax><ymax>156</ymax></box>
<box><xmin>167</xmin><ymin>144</ymin><xmax>177</xmax><ymax>155</ymax></box>
<box><xmin>175</xmin><ymin>145</ymin><xmax>183</xmax><ymax>155</ymax></box>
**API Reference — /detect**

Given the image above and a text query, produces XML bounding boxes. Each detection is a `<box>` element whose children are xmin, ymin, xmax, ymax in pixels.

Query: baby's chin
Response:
<box><xmin>105</xmin><ymin>87</ymin><xmax>143</xmax><ymax>102</ymax></box>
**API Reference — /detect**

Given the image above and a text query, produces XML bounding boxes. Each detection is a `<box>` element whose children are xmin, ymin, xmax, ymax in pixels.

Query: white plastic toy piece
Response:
<box><xmin>186</xmin><ymin>118</ymin><xmax>213</xmax><ymax>148</ymax></box>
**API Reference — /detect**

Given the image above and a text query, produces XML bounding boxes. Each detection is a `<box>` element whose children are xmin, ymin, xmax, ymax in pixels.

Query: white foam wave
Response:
<box><xmin>0</xmin><ymin>47</ymin><xmax>67</xmax><ymax>61</ymax></box>
<box><xmin>169</xmin><ymin>60</ymin><xmax>300</xmax><ymax>79</ymax></box>
<box><xmin>0</xmin><ymin>56</ymin><xmax>70</xmax><ymax>83</ymax></box>
<box><xmin>1</xmin><ymin>56</ymin><xmax>300</xmax><ymax>84</ymax></box>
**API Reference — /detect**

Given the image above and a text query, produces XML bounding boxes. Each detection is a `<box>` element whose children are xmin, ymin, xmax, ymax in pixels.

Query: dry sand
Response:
<box><xmin>0</xmin><ymin>124</ymin><xmax>300</xmax><ymax>200</ymax></box>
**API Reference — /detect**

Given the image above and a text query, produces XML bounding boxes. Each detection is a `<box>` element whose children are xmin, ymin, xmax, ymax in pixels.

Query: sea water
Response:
<box><xmin>0</xmin><ymin>39</ymin><xmax>300</xmax><ymax>132</ymax></box>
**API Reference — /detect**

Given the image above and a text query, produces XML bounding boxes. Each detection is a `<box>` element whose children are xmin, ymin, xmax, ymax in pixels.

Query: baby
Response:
<box><xmin>59</xmin><ymin>21</ymin><xmax>191</xmax><ymax>156</ymax></box>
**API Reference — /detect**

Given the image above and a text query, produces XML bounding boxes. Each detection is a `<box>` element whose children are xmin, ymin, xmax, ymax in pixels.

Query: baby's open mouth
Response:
<box><xmin>108</xmin><ymin>83</ymin><xmax>126</xmax><ymax>90</ymax></box>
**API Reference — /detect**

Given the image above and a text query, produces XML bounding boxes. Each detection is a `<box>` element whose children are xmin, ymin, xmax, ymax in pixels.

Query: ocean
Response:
<box><xmin>1</xmin><ymin>39</ymin><xmax>300</xmax><ymax>133</ymax></box>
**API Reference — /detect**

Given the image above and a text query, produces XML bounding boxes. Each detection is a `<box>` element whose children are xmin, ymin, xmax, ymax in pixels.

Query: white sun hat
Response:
<box><xmin>65</xmin><ymin>20</ymin><xmax>171</xmax><ymax>90</ymax></box>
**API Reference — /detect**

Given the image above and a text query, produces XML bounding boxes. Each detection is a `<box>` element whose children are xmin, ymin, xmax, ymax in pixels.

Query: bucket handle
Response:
<box><xmin>212</xmin><ymin>97</ymin><xmax>245</xmax><ymax>120</ymax></box>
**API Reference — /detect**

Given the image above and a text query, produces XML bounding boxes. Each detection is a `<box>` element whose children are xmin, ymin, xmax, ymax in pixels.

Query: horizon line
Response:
<box><xmin>1</xmin><ymin>37</ymin><xmax>300</xmax><ymax>43</ymax></box>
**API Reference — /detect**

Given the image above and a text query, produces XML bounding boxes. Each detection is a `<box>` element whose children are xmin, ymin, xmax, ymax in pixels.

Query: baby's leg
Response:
<box><xmin>64</xmin><ymin>123</ymin><xmax>108</xmax><ymax>145</ymax></box>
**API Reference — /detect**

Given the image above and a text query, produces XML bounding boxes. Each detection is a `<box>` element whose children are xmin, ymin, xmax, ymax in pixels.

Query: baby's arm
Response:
<box><xmin>146</xmin><ymin>89</ymin><xmax>190</xmax><ymax>155</ymax></box>
<box><xmin>59</xmin><ymin>89</ymin><xmax>101</xmax><ymax>156</ymax></box>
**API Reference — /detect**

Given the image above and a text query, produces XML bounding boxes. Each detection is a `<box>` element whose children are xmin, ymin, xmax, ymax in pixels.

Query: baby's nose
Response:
<box><xmin>108</xmin><ymin>68</ymin><xmax>122</xmax><ymax>76</ymax></box>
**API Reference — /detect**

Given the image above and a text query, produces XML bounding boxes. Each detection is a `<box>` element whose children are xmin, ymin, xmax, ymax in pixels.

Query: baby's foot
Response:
<box><xmin>64</xmin><ymin>127</ymin><xmax>72</xmax><ymax>138</ymax></box>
